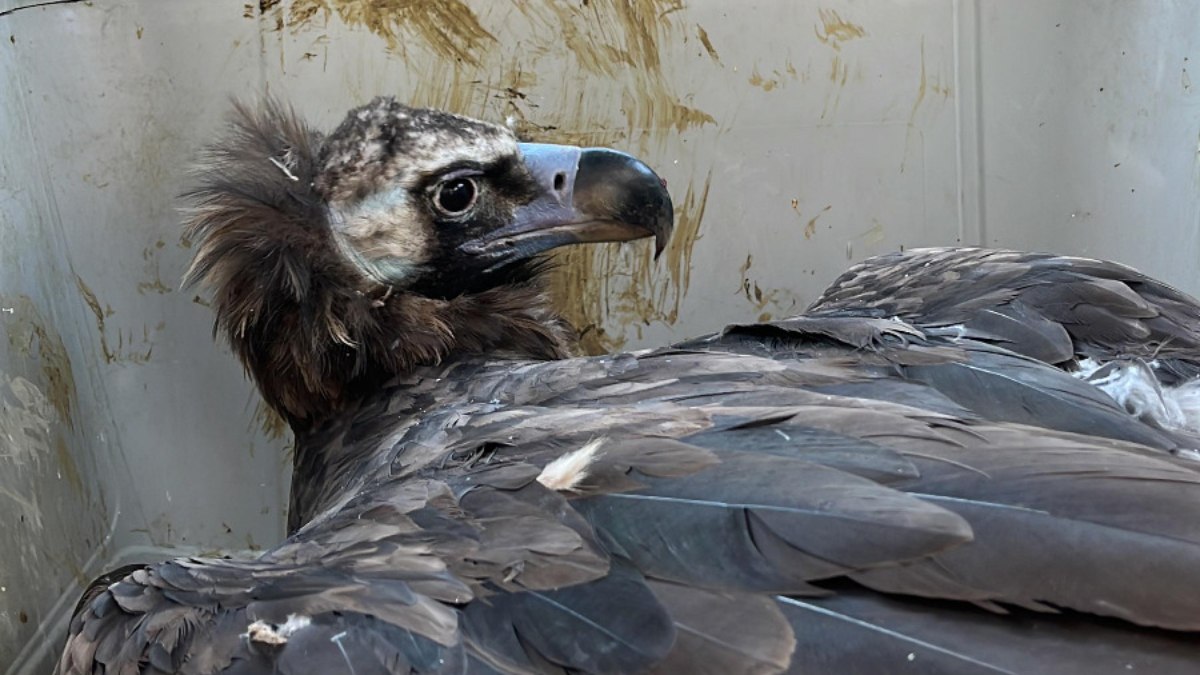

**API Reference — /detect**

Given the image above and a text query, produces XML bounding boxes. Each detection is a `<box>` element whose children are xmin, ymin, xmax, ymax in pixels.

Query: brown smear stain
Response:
<box><xmin>829</xmin><ymin>55</ymin><xmax>850</xmax><ymax>86</ymax></box>
<box><xmin>405</xmin><ymin>57</ymin><xmax>496</xmax><ymax>121</ymax></box>
<box><xmin>531</xmin><ymin>0</ymin><xmax>673</xmax><ymax>75</ymax></box>
<box><xmin>749</xmin><ymin>66</ymin><xmax>779</xmax><ymax>92</ymax></box>
<box><xmin>735</xmin><ymin>254</ymin><xmax>800</xmax><ymax>323</ymax></box>
<box><xmin>285</xmin><ymin>0</ymin><xmax>496</xmax><ymax>65</ymax></box>
<box><xmin>696</xmin><ymin>24</ymin><xmax>720</xmax><ymax>63</ymax></box>
<box><xmin>2</xmin><ymin>295</ymin><xmax>76</xmax><ymax>427</ymax></box>
<box><xmin>902</xmin><ymin>37</ymin><xmax>952</xmax><ymax>173</ymax></box>
<box><xmin>75</xmin><ymin>276</ymin><xmax>161</xmax><ymax>365</ymax></box>
<box><xmin>814</xmin><ymin>8</ymin><xmax>866</xmax><ymax>51</ymax></box>
<box><xmin>814</xmin><ymin>8</ymin><xmax>863</xmax><ymax>121</ymax></box>
<box><xmin>523</xmin><ymin>0</ymin><xmax>715</xmax><ymax>137</ymax></box>
<box><xmin>137</xmin><ymin>239</ymin><xmax>172</xmax><ymax>295</ymax></box>
<box><xmin>799</xmin><ymin>204</ymin><xmax>833</xmax><ymax>239</ymax></box>
<box><xmin>820</xmin><ymin>54</ymin><xmax>851</xmax><ymax>120</ymax></box>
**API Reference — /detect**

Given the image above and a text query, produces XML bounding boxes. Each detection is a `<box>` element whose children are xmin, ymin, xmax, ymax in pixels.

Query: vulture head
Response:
<box><xmin>182</xmin><ymin>97</ymin><xmax>673</xmax><ymax>427</ymax></box>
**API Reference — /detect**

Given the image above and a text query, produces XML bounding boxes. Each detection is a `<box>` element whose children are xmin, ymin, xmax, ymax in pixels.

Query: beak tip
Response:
<box><xmin>652</xmin><ymin>199</ymin><xmax>673</xmax><ymax>259</ymax></box>
<box><xmin>653</xmin><ymin>233</ymin><xmax>668</xmax><ymax>259</ymax></box>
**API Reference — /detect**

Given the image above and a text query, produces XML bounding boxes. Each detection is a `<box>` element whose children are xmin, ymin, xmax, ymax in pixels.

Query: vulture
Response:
<box><xmin>56</xmin><ymin>97</ymin><xmax>1200</xmax><ymax>674</ymax></box>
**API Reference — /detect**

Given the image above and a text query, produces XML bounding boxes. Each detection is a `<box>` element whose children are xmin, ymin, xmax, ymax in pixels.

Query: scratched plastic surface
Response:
<box><xmin>2</xmin><ymin>1</ymin><xmax>1198</xmax><ymax>671</ymax></box>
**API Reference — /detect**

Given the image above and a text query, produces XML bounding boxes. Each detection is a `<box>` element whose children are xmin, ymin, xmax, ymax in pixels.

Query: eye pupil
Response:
<box><xmin>436</xmin><ymin>178</ymin><xmax>476</xmax><ymax>215</ymax></box>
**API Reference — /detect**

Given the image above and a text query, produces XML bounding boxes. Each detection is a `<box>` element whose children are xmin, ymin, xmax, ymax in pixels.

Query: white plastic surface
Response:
<box><xmin>1</xmin><ymin>1</ymin><xmax>1196</xmax><ymax>671</ymax></box>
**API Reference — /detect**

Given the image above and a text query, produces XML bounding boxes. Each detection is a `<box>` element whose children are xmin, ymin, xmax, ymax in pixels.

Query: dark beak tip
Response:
<box><xmin>654</xmin><ymin>191</ymin><xmax>673</xmax><ymax>260</ymax></box>
<box><xmin>653</xmin><ymin>225</ymin><xmax>669</xmax><ymax>260</ymax></box>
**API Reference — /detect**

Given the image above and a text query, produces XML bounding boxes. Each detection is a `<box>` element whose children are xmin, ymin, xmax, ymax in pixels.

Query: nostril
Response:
<box><xmin>553</xmin><ymin>172</ymin><xmax>566</xmax><ymax>192</ymax></box>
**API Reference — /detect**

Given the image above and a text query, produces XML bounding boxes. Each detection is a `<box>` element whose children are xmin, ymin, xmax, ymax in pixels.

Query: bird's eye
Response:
<box><xmin>434</xmin><ymin>177</ymin><xmax>478</xmax><ymax>216</ymax></box>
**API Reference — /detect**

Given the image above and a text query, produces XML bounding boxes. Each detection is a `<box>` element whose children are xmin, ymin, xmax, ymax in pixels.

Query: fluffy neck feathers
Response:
<box><xmin>182</xmin><ymin>99</ymin><xmax>572</xmax><ymax>430</ymax></box>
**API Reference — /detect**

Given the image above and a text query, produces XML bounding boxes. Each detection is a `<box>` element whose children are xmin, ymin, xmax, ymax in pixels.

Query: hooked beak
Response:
<box><xmin>459</xmin><ymin>143</ymin><xmax>674</xmax><ymax>268</ymax></box>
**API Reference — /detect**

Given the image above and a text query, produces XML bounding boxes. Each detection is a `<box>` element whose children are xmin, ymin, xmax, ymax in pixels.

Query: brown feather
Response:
<box><xmin>180</xmin><ymin>98</ymin><xmax>572</xmax><ymax>430</ymax></box>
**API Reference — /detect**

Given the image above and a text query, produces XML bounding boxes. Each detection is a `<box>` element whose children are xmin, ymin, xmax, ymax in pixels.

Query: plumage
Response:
<box><xmin>647</xmin><ymin>582</ymin><xmax>795</xmax><ymax>675</ymax></box>
<box><xmin>810</xmin><ymin>246</ymin><xmax>1200</xmax><ymax>430</ymax></box>
<box><xmin>56</xmin><ymin>99</ymin><xmax>1200</xmax><ymax>674</ymax></box>
<box><xmin>780</xmin><ymin>587</ymin><xmax>1200</xmax><ymax>675</ymax></box>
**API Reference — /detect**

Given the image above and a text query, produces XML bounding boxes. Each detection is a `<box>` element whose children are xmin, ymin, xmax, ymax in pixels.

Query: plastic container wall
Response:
<box><xmin>2</xmin><ymin>1</ymin><xmax>1197</xmax><ymax>671</ymax></box>
<box><xmin>2</xmin><ymin>3</ymin><xmax>293</xmax><ymax>670</ymax></box>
